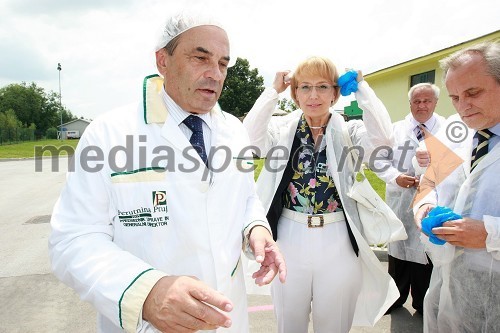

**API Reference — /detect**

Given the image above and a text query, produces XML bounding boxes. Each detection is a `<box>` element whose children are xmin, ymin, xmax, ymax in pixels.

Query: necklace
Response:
<box><xmin>309</xmin><ymin>125</ymin><xmax>327</xmax><ymax>129</ymax></box>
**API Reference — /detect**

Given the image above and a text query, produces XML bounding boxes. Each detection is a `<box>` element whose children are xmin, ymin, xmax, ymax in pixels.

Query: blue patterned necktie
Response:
<box><xmin>183</xmin><ymin>115</ymin><xmax>208</xmax><ymax>166</ymax></box>
<box><xmin>415</xmin><ymin>124</ymin><xmax>426</xmax><ymax>141</ymax></box>
<box><xmin>471</xmin><ymin>129</ymin><xmax>493</xmax><ymax>172</ymax></box>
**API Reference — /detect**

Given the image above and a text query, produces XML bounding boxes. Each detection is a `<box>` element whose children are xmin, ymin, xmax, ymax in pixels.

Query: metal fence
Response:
<box><xmin>0</xmin><ymin>127</ymin><xmax>36</xmax><ymax>145</ymax></box>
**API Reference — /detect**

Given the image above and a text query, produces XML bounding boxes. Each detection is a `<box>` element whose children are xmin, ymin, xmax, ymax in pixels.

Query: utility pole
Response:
<box><xmin>57</xmin><ymin>63</ymin><xmax>63</xmax><ymax>140</ymax></box>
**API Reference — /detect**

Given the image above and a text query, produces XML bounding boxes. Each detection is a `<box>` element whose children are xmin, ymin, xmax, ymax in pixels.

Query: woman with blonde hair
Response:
<box><xmin>244</xmin><ymin>56</ymin><xmax>398</xmax><ymax>332</ymax></box>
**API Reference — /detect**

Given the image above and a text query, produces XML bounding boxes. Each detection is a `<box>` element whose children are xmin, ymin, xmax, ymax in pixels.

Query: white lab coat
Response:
<box><xmin>415</xmin><ymin>118</ymin><xmax>500</xmax><ymax>332</ymax></box>
<box><xmin>49</xmin><ymin>75</ymin><xmax>269</xmax><ymax>333</ymax></box>
<box><xmin>243</xmin><ymin>81</ymin><xmax>399</xmax><ymax>326</ymax></box>
<box><xmin>374</xmin><ymin>113</ymin><xmax>445</xmax><ymax>264</ymax></box>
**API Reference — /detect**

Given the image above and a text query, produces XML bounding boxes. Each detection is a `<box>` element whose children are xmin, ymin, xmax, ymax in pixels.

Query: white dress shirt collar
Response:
<box><xmin>160</xmin><ymin>88</ymin><xmax>213</xmax><ymax>129</ymax></box>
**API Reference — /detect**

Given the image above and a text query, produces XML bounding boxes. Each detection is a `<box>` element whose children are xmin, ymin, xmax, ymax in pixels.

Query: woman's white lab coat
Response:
<box><xmin>49</xmin><ymin>76</ymin><xmax>268</xmax><ymax>333</ymax></box>
<box><xmin>243</xmin><ymin>81</ymin><xmax>399</xmax><ymax>326</ymax></box>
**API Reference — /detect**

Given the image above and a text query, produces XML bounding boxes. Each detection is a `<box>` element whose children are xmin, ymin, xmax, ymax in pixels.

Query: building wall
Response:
<box><xmin>365</xmin><ymin>58</ymin><xmax>453</xmax><ymax>122</ymax></box>
<box><xmin>364</xmin><ymin>31</ymin><xmax>500</xmax><ymax>123</ymax></box>
<box><xmin>61</xmin><ymin>119</ymin><xmax>90</xmax><ymax>139</ymax></box>
<box><xmin>65</xmin><ymin>120</ymin><xmax>89</xmax><ymax>134</ymax></box>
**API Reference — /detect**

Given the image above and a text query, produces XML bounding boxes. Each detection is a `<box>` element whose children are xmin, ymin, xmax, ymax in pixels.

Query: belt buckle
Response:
<box><xmin>307</xmin><ymin>215</ymin><xmax>324</xmax><ymax>228</ymax></box>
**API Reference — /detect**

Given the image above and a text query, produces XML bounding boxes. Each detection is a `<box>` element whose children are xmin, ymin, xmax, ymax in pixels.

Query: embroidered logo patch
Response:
<box><xmin>116</xmin><ymin>191</ymin><xmax>169</xmax><ymax>227</ymax></box>
<box><xmin>152</xmin><ymin>191</ymin><xmax>167</xmax><ymax>206</ymax></box>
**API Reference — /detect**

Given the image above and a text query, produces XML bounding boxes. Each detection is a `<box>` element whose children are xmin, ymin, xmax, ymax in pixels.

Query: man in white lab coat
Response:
<box><xmin>374</xmin><ymin>83</ymin><xmax>445</xmax><ymax>314</ymax></box>
<box><xmin>414</xmin><ymin>41</ymin><xmax>500</xmax><ymax>332</ymax></box>
<box><xmin>49</xmin><ymin>12</ymin><xmax>286</xmax><ymax>333</ymax></box>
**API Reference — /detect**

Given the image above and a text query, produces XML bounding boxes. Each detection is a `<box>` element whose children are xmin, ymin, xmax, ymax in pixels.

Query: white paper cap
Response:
<box><xmin>154</xmin><ymin>11</ymin><xmax>226</xmax><ymax>52</ymax></box>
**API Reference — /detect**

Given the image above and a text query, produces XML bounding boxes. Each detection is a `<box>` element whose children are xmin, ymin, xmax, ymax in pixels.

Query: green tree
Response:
<box><xmin>0</xmin><ymin>82</ymin><xmax>76</xmax><ymax>138</ymax></box>
<box><xmin>0</xmin><ymin>109</ymin><xmax>23</xmax><ymax>143</ymax></box>
<box><xmin>277</xmin><ymin>97</ymin><xmax>298</xmax><ymax>113</ymax></box>
<box><xmin>46</xmin><ymin>127</ymin><xmax>58</xmax><ymax>139</ymax></box>
<box><xmin>218</xmin><ymin>58</ymin><xmax>265</xmax><ymax>118</ymax></box>
<box><xmin>0</xmin><ymin>83</ymin><xmax>42</xmax><ymax>128</ymax></box>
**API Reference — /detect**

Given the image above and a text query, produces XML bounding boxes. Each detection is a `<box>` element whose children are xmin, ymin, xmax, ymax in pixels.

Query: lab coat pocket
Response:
<box><xmin>231</xmin><ymin>156</ymin><xmax>256</xmax><ymax>173</ymax></box>
<box><xmin>109</xmin><ymin>168</ymin><xmax>169</xmax><ymax>230</ymax></box>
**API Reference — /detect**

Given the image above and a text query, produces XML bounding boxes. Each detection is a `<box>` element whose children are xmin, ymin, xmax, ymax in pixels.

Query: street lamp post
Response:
<box><xmin>57</xmin><ymin>63</ymin><xmax>63</xmax><ymax>140</ymax></box>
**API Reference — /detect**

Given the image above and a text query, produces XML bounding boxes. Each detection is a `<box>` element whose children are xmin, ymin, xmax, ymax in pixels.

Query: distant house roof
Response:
<box><xmin>61</xmin><ymin>118</ymin><xmax>91</xmax><ymax>126</ymax></box>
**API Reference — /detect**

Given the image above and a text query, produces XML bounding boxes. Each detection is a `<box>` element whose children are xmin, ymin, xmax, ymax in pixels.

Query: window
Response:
<box><xmin>410</xmin><ymin>70</ymin><xmax>435</xmax><ymax>87</ymax></box>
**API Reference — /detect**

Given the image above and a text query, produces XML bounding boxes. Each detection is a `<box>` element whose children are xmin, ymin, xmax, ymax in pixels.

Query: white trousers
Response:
<box><xmin>271</xmin><ymin>213</ymin><xmax>362</xmax><ymax>333</ymax></box>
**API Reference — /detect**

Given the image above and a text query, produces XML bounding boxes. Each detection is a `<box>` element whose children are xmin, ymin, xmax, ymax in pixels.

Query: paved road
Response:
<box><xmin>0</xmin><ymin>158</ymin><xmax>422</xmax><ymax>332</ymax></box>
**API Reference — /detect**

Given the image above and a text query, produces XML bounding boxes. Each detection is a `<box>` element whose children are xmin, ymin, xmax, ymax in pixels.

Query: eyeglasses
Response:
<box><xmin>296</xmin><ymin>84</ymin><xmax>336</xmax><ymax>94</ymax></box>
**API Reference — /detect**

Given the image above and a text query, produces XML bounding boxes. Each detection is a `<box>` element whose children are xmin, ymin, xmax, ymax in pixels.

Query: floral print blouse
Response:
<box><xmin>282</xmin><ymin>114</ymin><xmax>343</xmax><ymax>214</ymax></box>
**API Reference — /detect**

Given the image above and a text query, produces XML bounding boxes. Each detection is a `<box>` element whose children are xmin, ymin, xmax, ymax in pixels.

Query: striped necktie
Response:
<box><xmin>470</xmin><ymin>129</ymin><xmax>493</xmax><ymax>172</ymax></box>
<box><xmin>415</xmin><ymin>124</ymin><xmax>426</xmax><ymax>141</ymax></box>
<box><xmin>183</xmin><ymin>115</ymin><xmax>208</xmax><ymax>166</ymax></box>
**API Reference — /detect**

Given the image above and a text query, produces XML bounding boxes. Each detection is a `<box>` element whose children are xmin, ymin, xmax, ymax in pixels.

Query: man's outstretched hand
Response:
<box><xmin>248</xmin><ymin>226</ymin><xmax>287</xmax><ymax>286</ymax></box>
<box><xmin>143</xmin><ymin>275</ymin><xmax>233</xmax><ymax>332</ymax></box>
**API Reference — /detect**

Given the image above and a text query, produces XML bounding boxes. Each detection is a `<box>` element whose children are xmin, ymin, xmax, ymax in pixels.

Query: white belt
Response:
<box><xmin>281</xmin><ymin>208</ymin><xmax>345</xmax><ymax>228</ymax></box>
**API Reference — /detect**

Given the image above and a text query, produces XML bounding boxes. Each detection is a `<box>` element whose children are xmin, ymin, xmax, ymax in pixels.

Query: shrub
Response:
<box><xmin>46</xmin><ymin>127</ymin><xmax>58</xmax><ymax>139</ymax></box>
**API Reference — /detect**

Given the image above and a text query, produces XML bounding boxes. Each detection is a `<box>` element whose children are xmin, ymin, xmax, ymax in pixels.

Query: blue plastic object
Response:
<box><xmin>337</xmin><ymin>70</ymin><xmax>358</xmax><ymax>96</ymax></box>
<box><xmin>421</xmin><ymin>206</ymin><xmax>462</xmax><ymax>245</ymax></box>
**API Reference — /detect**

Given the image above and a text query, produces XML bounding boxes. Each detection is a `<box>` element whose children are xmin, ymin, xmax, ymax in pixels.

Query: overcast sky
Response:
<box><xmin>0</xmin><ymin>0</ymin><xmax>498</xmax><ymax>120</ymax></box>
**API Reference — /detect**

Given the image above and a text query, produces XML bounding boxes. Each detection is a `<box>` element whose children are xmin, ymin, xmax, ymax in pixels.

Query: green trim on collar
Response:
<box><xmin>142</xmin><ymin>74</ymin><xmax>225</xmax><ymax>124</ymax></box>
<box><xmin>143</xmin><ymin>74</ymin><xmax>160</xmax><ymax>124</ymax></box>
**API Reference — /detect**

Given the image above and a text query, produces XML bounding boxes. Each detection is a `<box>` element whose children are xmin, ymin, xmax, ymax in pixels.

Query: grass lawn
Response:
<box><xmin>364</xmin><ymin>168</ymin><xmax>386</xmax><ymax>200</ymax></box>
<box><xmin>0</xmin><ymin>139</ymin><xmax>79</xmax><ymax>158</ymax></box>
<box><xmin>253</xmin><ymin>158</ymin><xmax>385</xmax><ymax>200</ymax></box>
